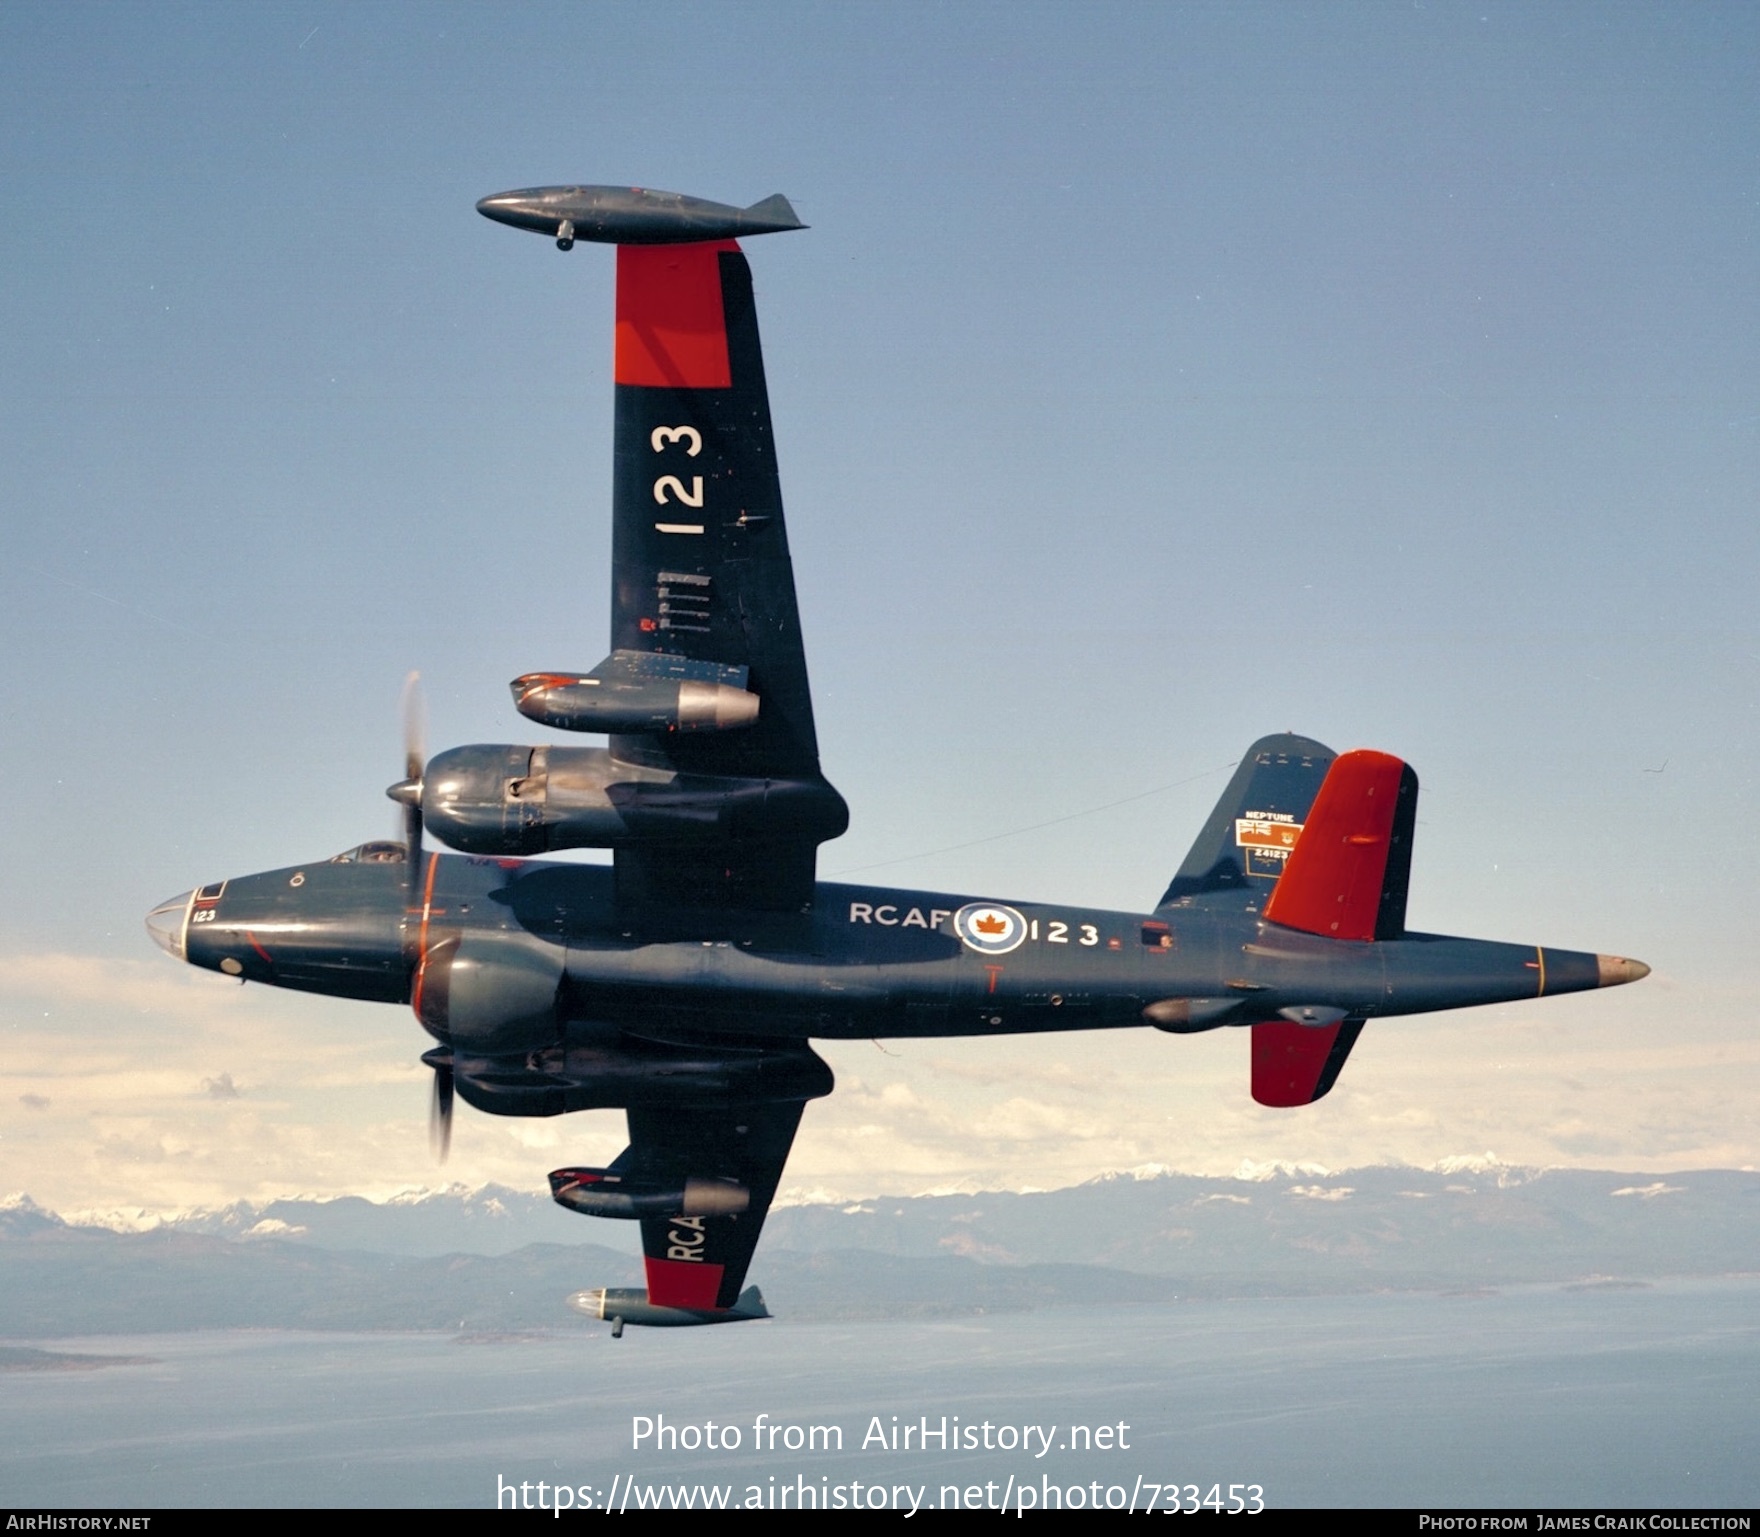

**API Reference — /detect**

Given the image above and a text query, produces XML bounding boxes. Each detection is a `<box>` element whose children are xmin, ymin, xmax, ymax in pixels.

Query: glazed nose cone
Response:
<box><xmin>146</xmin><ymin>891</ymin><xmax>192</xmax><ymax>961</ymax></box>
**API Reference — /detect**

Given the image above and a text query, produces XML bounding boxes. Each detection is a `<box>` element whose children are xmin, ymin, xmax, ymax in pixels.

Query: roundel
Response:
<box><xmin>952</xmin><ymin>902</ymin><xmax>1028</xmax><ymax>956</ymax></box>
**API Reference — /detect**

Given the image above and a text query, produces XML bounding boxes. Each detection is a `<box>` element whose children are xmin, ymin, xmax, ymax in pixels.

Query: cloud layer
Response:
<box><xmin>3</xmin><ymin>951</ymin><xmax>1752</xmax><ymax>1217</ymax></box>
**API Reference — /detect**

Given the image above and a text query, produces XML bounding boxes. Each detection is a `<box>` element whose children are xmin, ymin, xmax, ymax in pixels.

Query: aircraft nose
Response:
<box><xmin>145</xmin><ymin>891</ymin><xmax>192</xmax><ymax>962</ymax></box>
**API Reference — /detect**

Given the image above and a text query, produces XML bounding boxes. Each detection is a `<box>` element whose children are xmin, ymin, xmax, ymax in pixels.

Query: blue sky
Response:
<box><xmin>2</xmin><ymin>2</ymin><xmax>1756</xmax><ymax>1213</ymax></box>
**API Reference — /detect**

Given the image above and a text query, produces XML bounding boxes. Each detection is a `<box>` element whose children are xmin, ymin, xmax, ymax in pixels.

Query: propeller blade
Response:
<box><xmin>429</xmin><ymin>1059</ymin><xmax>453</xmax><ymax>1162</ymax></box>
<box><xmin>401</xmin><ymin>669</ymin><xmax>426</xmax><ymax>783</ymax></box>
<box><xmin>393</xmin><ymin>671</ymin><xmax>426</xmax><ymax>891</ymax></box>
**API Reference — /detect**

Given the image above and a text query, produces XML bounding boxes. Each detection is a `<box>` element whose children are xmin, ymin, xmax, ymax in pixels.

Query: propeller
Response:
<box><xmin>387</xmin><ymin>671</ymin><xmax>426</xmax><ymax>892</ymax></box>
<box><xmin>428</xmin><ymin>1053</ymin><xmax>454</xmax><ymax>1162</ymax></box>
<box><xmin>401</xmin><ymin>689</ymin><xmax>446</xmax><ymax>1162</ymax></box>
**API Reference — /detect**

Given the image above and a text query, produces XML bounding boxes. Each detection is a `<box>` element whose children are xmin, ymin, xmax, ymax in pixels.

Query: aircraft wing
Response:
<box><xmin>606</xmin><ymin>241</ymin><xmax>845</xmax><ymax>913</ymax></box>
<box><xmin>619</xmin><ymin>1097</ymin><xmax>805</xmax><ymax>1310</ymax></box>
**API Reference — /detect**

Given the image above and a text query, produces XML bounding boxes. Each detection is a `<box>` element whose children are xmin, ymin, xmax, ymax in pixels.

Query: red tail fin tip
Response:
<box><xmin>1262</xmin><ymin>750</ymin><xmax>1408</xmax><ymax>942</ymax></box>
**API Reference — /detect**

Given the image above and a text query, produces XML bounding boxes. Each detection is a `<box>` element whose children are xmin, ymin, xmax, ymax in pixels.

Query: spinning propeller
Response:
<box><xmin>424</xmin><ymin>1048</ymin><xmax>454</xmax><ymax>1162</ymax></box>
<box><xmin>386</xmin><ymin>671</ymin><xmax>427</xmax><ymax>893</ymax></box>
<box><xmin>389</xmin><ymin>676</ymin><xmax>450</xmax><ymax>1159</ymax></box>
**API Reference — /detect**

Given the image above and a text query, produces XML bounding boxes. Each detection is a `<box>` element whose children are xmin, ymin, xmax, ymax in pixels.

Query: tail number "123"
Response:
<box><xmin>651</xmin><ymin>425</ymin><xmax>705</xmax><ymax>525</ymax></box>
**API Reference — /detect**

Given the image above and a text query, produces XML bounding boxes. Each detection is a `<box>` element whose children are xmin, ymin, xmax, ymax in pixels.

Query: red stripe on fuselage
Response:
<box><xmin>644</xmin><ymin>1255</ymin><xmax>726</xmax><ymax>1311</ymax></box>
<box><xmin>615</xmin><ymin>242</ymin><xmax>737</xmax><ymax>389</ymax></box>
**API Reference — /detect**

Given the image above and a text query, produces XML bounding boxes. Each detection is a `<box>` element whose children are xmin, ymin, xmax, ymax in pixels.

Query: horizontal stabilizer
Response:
<box><xmin>1251</xmin><ymin>1018</ymin><xmax>1364</xmax><ymax>1107</ymax></box>
<box><xmin>1261</xmin><ymin>750</ymin><xmax>1417</xmax><ymax>942</ymax></box>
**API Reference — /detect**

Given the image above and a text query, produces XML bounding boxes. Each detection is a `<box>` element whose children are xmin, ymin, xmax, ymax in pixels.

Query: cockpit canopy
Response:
<box><xmin>329</xmin><ymin>840</ymin><xmax>408</xmax><ymax>865</ymax></box>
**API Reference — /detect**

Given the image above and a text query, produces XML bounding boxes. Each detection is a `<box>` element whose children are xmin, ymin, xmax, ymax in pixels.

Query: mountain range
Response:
<box><xmin>3</xmin><ymin>1161</ymin><xmax>1754</xmax><ymax>1335</ymax></box>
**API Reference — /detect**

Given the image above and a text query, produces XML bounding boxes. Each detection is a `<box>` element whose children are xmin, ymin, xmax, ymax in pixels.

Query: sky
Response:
<box><xmin>1</xmin><ymin>1</ymin><xmax>1756</xmax><ymax>1217</ymax></box>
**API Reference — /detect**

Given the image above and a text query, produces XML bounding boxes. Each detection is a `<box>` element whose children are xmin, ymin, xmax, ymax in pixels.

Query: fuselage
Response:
<box><xmin>151</xmin><ymin>848</ymin><xmax>1610</xmax><ymax>1048</ymax></box>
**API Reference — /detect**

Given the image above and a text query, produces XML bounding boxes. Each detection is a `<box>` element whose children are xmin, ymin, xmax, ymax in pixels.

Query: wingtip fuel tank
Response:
<box><xmin>567</xmin><ymin>1285</ymin><xmax>770</xmax><ymax>1330</ymax></box>
<box><xmin>476</xmin><ymin>185</ymin><xmax>806</xmax><ymax>248</ymax></box>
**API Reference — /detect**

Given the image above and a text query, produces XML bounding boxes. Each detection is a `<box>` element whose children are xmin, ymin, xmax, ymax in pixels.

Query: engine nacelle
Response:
<box><xmin>449</xmin><ymin>1034</ymin><xmax>835</xmax><ymax>1117</ymax></box>
<box><xmin>512</xmin><ymin>650</ymin><xmax>758</xmax><ymax>735</ymax></box>
<box><xmin>548</xmin><ymin>1167</ymin><xmax>750</xmax><ymax>1220</ymax></box>
<box><xmin>414</xmin><ymin>930</ymin><xmax>564</xmax><ymax>1055</ymax></box>
<box><xmin>420</xmin><ymin>744</ymin><xmax>847</xmax><ymax>856</ymax></box>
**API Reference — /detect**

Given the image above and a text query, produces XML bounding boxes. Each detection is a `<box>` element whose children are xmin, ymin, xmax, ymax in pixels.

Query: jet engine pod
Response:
<box><xmin>414</xmin><ymin>930</ymin><xmax>564</xmax><ymax>1055</ymax></box>
<box><xmin>547</xmin><ymin>1167</ymin><xmax>750</xmax><ymax>1220</ymax></box>
<box><xmin>512</xmin><ymin>651</ymin><xmax>758</xmax><ymax>735</ymax></box>
<box><xmin>514</xmin><ymin>672</ymin><xmax>758</xmax><ymax>733</ymax></box>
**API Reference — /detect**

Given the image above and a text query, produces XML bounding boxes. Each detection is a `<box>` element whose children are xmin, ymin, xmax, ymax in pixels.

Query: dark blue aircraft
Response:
<box><xmin>147</xmin><ymin>186</ymin><xmax>1648</xmax><ymax>1330</ymax></box>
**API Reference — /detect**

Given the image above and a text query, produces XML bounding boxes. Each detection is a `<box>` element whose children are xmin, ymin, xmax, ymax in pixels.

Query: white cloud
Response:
<box><xmin>0</xmin><ymin>951</ymin><xmax>248</xmax><ymax>1020</ymax></box>
<box><xmin>3</xmin><ymin>945</ymin><xmax>1758</xmax><ymax>1215</ymax></box>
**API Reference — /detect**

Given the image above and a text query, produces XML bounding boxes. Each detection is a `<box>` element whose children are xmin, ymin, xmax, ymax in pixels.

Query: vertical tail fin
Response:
<box><xmin>1158</xmin><ymin>734</ymin><xmax>1335</xmax><ymax>910</ymax></box>
<box><xmin>1261</xmin><ymin>750</ymin><xmax>1419</xmax><ymax>941</ymax></box>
